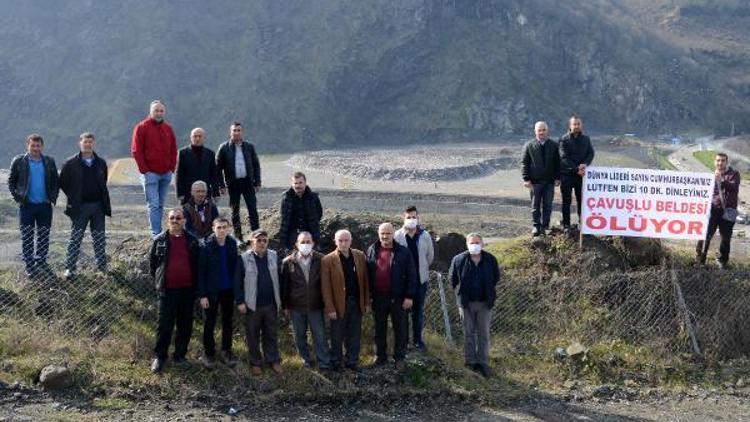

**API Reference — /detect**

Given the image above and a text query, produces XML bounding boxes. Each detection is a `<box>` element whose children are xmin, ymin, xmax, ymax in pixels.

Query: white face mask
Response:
<box><xmin>404</xmin><ymin>218</ymin><xmax>418</xmax><ymax>229</ymax></box>
<box><xmin>467</xmin><ymin>243</ymin><xmax>482</xmax><ymax>255</ymax></box>
<box><xmin>298</xmin><ymin>244</ymin><xmax>313</xmax><ymax>256</ymax></box>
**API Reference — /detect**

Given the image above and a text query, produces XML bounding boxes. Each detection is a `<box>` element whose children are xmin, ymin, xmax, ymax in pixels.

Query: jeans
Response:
<box><xmin>202</xmin><ymin>289</ymin><xmax>235</xmax><ymax>357</ymax></box>
<box><xmin>154</xmin><ymin>287</ymin><xmax>194</xmax><ymax>361</ymax></box>
<box><xmin>329</xmin><ymin>296</ymin><xmax>362</xmax><ymax>368</ymax></box>
<box><xmin>373</xmin><ymin>295</ymin><xmax>408</xmax><ymax>362</ymax></box>
<box><xmin>65</xmin><ymin>202</ymin><xmax>106</xmax><ymax>272</ymax></box>
<box><xmin>19</xmin><ymin>202</ymin><xmax>53</xmax><ymax>271</ymax></box>
<box><xmin>462</xmin><ymin>301</ymin><xmax>492</xmax><ymax>367</ymax></box>
<box><xmin>244</xmin><ymin>305</ymin><xmax>280</xmax><ymax>367</ymax></box>
<box><xmin>142</xmin><ymin>171</ymin><xmax>172</xmax><ymax>235</ymax></box>
<box><xmin>696</xmin><ymin>206</ymin><xmax>735</xmax><ymax>264</ymax></box>
<box><xmin>290</xmin><ymin>309</ymin><xmax>330</xmax><ymax>368</ymax></box>
<box><xmin>530</xmin><ymin>181</ymin><xmax>555</xmax><ymax>229</ymax></box>
<box><xmin>228</xmin><ymin>178</ymin><xmax>259</xmax><ymax>241</ymax></box>
<box><xmin>406</xmin><ymin>282</ymin><xmax>428</xmax><ymax>347</ymax></box>
<box><xmin>560</xmin><ymin>174</ymin><xmax>583</xmax><ymax>226</ymax></box>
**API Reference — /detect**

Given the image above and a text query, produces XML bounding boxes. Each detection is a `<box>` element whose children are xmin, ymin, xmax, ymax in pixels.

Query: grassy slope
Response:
<box><xmin>2</xmin><ymin>235</ymin><xmax>749</xmax><ymax>406</ymax></box>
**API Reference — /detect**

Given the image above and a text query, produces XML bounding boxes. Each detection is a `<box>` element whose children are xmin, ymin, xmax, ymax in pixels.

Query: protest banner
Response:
<box><xmin>581</xmin><ymin>167</ymin><xmax>714</xmax><ymax>240</ymax></box>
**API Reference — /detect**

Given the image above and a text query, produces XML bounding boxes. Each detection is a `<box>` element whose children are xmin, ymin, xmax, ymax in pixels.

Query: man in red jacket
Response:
<box><xmin>131</xmin><ymin>100</ymin><xmax>178</xmax><ymax>236</ymax></box>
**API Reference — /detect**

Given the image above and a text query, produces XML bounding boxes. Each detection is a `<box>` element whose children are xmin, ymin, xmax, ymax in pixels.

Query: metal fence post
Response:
<box><xmin>671</xmin><ymin>266</ymin><xmax>702</xmax><ymax>358</ymax></box>
<box><xmin>436</xmin><ymin>272</ymin><xmax>454</xmax><ymax>345</ymax></box>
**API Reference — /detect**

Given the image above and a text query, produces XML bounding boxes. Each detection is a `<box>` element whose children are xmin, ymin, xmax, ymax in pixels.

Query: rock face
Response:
<box><xmin>39</xmin><ymin>365</ymin><xmax>73</xmax><ymax>390</ymax></box>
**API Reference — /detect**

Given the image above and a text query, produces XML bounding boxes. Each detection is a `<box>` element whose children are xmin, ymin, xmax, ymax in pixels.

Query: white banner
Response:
<box><xmin>581</xmin><ymin>167</ymin><xmax>715</xmax><ymax>240</ymax></box>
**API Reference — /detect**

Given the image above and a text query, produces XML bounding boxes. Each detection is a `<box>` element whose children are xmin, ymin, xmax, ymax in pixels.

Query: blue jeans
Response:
<box><xmin>141</xmin><ymin>172</ymin><xmax>172</xmax><ymax>235</ymax></box>
<box><xmin>530</xmin><ymin>181</ymin><xmax>555</xmax><ymax>229</ymax></box>
<box><xmin>290</xmin><ymin>309</ymin><xmax>330</xmax><ymax>368</ymax></box>
<box><xmin>19</xmin><ymin>202</ymin><xmax>53</xmax><ymax>270</ymax></box>
<box><xmin>407</xmin><ymin>282</ymin><xmax>428</xmax><ymax>347</ymax></box>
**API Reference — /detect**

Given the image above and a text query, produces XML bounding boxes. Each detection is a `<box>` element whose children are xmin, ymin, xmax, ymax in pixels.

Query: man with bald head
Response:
<box><xmin>366</xmin><ymin>223</ymin><xmax>417</xmax><ymax>370</ymax></box>
<box><xmin>321</xmin><ymin>229</ymin><xmax>370</xmax><ymax>371</ymax></box>
<box><xmin>132</xmin><ymin>100</ymin><xmax>178</xmax><ymax>236</ymax></box>
<box><xmin>176</xmin><ymin>127</ymin><xmax>223</xmax><ymax>205</ymax></box>
<box><xmin>521</xmin><ymin>121</ymin><xmax>560</xmax><ymax>236</ymax></box>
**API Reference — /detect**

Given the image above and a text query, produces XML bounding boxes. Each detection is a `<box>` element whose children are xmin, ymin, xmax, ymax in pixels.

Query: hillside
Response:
<box><xmin>0</xmin><ymin>0</ymin><xmax>748</xmax><ymax>163</ymax></box>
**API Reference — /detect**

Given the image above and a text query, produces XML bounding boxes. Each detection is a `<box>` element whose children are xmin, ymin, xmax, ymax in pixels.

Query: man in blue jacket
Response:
<box><xmin>448</xmin><ymin>233</ymin><xmax>501</xmax><ymax>378</ymax></box>
<box><xmin>366</xmin><ymin>222</ymin><xmax>417</xmax><ymax>371</ymax></box>
<box><xmin>8</xmin><ymin>134</ymin><xmax>59</xmax><ymax>278</ymax></box>
<box><xmin>197</xmin><ymin>216</ymin><xmax>239</xmax><ymax>369</ymax></box>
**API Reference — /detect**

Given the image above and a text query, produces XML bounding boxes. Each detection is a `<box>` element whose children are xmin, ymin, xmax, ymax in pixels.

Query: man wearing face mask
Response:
<box><xmin>280</xmin><ymin>232</ymin><xmax>330</xmax><ymax>370</ymax></box>
<box><xmin>394</xmin><ymin>205</ymin><xmax>434</xmax><ymax>352</ymax></box>
<box><xmin>448</xmin><ymin>233</ymin><xmax>500</xmax><ymax>378</ymax></box>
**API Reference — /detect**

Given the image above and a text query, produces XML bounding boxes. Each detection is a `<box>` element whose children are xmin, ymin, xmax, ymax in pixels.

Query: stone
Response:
<box><xmin>566</xmin><ymin>342</ymin><xmax>587</xmax><ymax>358</ymax></box>
<box><xmin>38</xmin><ymin>365</ymin><xmax>73</xmax><ymax>390</ymax></box>
<box><xmin>736</xmin><ymin>378</ymin><xmax>746</xmax><ymax>388</ymax></box>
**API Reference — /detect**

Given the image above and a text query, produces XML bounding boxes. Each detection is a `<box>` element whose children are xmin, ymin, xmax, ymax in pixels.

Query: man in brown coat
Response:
<box><xmin>281</xmin><ymin>231</ymin><xmax>330</xmax><ymax>369</ymax></box>
<box><xmin>321</xmin><ymin>229</ymin><xmax>370</xmax><ymax>371</ymax></box>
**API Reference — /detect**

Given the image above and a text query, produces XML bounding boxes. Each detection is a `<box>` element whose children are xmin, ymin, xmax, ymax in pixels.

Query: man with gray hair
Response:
<box><xmin>448</xmin><ymin>233</ymin><xmax>500</xmax><ymax>378</ymax></box>
<box><xmin>366</xmin><ymin>222</ymin><xmax>417</xmax><ymax>371</ymax></box>
<box><xmin>322</xmin><ymin>229</ymin><xmax>370</xmax><ymax>371</ymax></box>
<box><xmin>131</xmin><ymin>100</ymin><xmax>178</xmax><ymax>236</ymax></box>
<box><xmin>182</xmin><ymin>180</ymin><xmax>219</xmax><ymax>240</ymax></box>
<box><xmin>176</xmin><ymin>127</ymin><xmax>223</xmax><ymax>204</ymax></box>
<box><xmin>521</xmin><ymin>121</ymin><xmax>560</xmax><ymax>236</ymax></box>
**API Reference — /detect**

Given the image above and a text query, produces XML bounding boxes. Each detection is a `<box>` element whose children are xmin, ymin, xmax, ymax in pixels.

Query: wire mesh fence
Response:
<box><xmin>1</xmin><ymin>225</ymin><xmax>750</xmax><ymax>362</ymax></box>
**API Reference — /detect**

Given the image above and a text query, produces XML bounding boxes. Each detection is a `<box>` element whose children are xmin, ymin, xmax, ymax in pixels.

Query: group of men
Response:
<box><xmin>521</xmin><ymin>116</ymin><xmax>595</xmax><ymax>236</ymax></box>
<box><xmin>148</xmin><ymin>203</ymin><xmax>498</xmax><ymax>378</ymax></box>
<box><xmin>6</xmin><ymin>100</ymin><xmax>739</xmax><ymax>379</ymax></box>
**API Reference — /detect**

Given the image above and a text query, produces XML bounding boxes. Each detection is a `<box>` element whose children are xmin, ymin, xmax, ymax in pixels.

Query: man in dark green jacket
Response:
<box><xmin>521</xmin><ymin>121</ymin><xmax>560</xmax><ymax>236</ymax></box>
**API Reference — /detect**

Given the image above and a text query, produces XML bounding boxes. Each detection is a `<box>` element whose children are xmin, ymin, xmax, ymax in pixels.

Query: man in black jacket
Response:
<box><xmin>279</xmin><ymin>172</ymin><xmax>323</xmax><ymax>251</ymax></box>
<box><xmin>558</xmin><ymin>116</ymin><xmax>594</xmax><ymax>231</ymax></box>
<box><xmin>8</xmin><ymin>134</ymin><xmax>59</xmax><ymax>277</ymax></box>
<box><xmin>521</xmin><ymin>121</ymin><xmax>560</xmax><ymax>236</ymax></box>
<box><xmin>59</xmin><ymin>132</ymin><xmax>111</xmax><ymax>278</ymax></box>
<box><xmin>197</xmin><ymin>217</ymin><xmax>238</xmax><ymax>369</ymax></box>
<box><xmin>366</xmin><ymin>223</ymin><xmax>417</xmax><ymax>371</ymax></box>
<box><xmin>176</xmin><ymin>128</ymin><xmax>223</xmax><ymax>204</ymax></box>
<box><xmin>149</xmin><ymin>208</ymin><xmax>200</xmax><ymax>373</ymax></box>
<box><xmin>216</xmin><ymin>122</ymin><xmax>261</xmax><ymax>241</ymax></box>
<box><xmin>448</xmin><ymin>233</ymin><xmax>500</xmax><ymax>378</ymax></box>
<box><xmin>281</xmin><ymin>231</ymin><xmax>330</xmax><ymax>369</ymax></box>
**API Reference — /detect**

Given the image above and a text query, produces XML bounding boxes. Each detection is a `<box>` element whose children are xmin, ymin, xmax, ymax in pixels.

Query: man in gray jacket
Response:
<box><xmin>394</xmin><ymin>205</ymin><xmax>434</xmax><ymax>351</ymax></box>
<box><xmin>235</xmin><ymin>229</ymin><xmax>282</xmax><ymax>375</ymax></box>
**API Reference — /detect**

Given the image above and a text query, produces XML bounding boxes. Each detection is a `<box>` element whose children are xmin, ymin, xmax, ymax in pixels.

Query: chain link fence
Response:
<box><xmin>1</xmin><ymin>225</ymin><xmax>749</xmax><ymax>362</ymax></box>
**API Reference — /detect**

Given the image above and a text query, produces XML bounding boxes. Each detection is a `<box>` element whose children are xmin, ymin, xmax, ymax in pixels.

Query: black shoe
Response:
<box><xmin>715</xmin><ymin>258</ymin><xmax>727</xmax><ymax>270</ymax></box>
<box><xmin>476</xmin><ymin>364</ymin><xmax>492</xmax><ymax>378</ymax></box>
<box><xmin>345</xmin><ymin>363</ymin><xmax>359</xmax><ymax>371</ymax></box>
<box><xmin>220</xmin><ymin>350</ymin><xmax>238</xmax><ymax>368</ymax></box>
<box><xmin>199</xmin><ymin>354</ymin><xmax>216</xmax><ymax>370</ymax></box>
<box><xmin>531</xmin><ymin>227</ymin><xmax>542</xmax><ymax>237</ymax></box>
<box><xmin>303</xmin><ymin>360</ymin><xmax>313</xmax><ymax>368</ymax></box>
<box><xmin>371</xmin><ymin>358</ymin><xmax>388</xmax><ymax>367</ymax></box>
<box><xmin>174</xmin><ymin>357</ymin><xmax>192</xmax><ymax>370</ymax></box>
<box><xmin>413</xmin><ymin>342</ymin><xmax>427</xmax><ymax>352</ymax></box>
<box><xmin>151</xmin><ymin>358</ymin><xmax>165</xmax><ymax>373</ymax></box>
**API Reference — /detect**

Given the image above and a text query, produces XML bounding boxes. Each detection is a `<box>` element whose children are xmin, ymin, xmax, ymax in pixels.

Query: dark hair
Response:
<box><xmin>716</xmin><ymin>152</ymin><xmax>729</xmax><ymax>160</ymax></box>
<box><xmin>231</xmin><ymin>122</ymin><xmax>242</xmax><ymax>128</ymax></box>
<box><xmin>251</xmin><ymin>228</ymin><xmax>268</xmax><ymax>239</ymax></box>
<box><xmin>292</xmin><ymin>171</ymin><xmax>307</xmax><ymax>181</ymax></box>
<box><xmin>79</xmin><ymin>132</ymin><xmax>95</xmax><ymax>140</ymax></box>
<box><xmin>213</xmin><ymin>216</ymin><xmax>231</xmax><ymax>226</ymax></box>
<box><xmin>26</xmin><ymin>134</ymin><xmax>44</xmax><ymax>145</ymax></box>
<box><xmin>405</xmin><ymin>205</ymin><xmax>418</xmax><ymax>214</ymax></box>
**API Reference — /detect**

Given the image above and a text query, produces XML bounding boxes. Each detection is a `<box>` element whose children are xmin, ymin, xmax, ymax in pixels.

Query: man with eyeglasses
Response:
<box><xmin>149</xmin><ymin>208</ymin><xmax>200</xmax><ymax>373</ymax></box>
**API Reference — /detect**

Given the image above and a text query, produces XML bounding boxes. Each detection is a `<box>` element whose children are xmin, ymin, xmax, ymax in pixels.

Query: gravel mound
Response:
<box><xmin>287</xmin><ymin>146</ymin><xmax>517</xmax><ymax>181</ymax></box>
